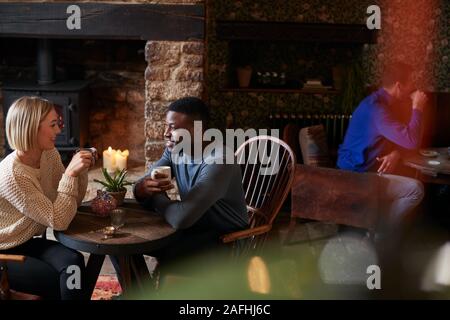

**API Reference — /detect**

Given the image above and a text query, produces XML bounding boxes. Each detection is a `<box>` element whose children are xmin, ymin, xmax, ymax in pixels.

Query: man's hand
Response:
<box><xmin>376</xmin><ymin>150</ymin><xmax>401</xmax><ymax>174</ymax></box>
<box><xmin>134</xmin><ymin>173</ymin><xmax>174</xmax><ymax>199</ymax></box>
<box><xmin>411</xmin><ymin>90</ymin><xmax>427</xmax><ymax>112</ymax></box>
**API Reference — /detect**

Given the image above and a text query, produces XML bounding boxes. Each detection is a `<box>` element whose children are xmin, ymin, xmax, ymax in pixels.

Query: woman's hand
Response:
<box><xmin>65</xmin><ymin>151</ymin><xmax>93</xmax><ymax>177</ymax></box>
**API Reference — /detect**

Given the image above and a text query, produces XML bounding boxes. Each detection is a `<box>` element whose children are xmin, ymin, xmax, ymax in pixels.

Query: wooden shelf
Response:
<box><xmin>220</xmin><ymin>87</ymin><xmax>340</xmax><ymax>94</ymax></box>
<box><xmin>216</xmin><ymin>21</ymin><xmax>377</xmax><ymax>44</ymax></box>
<box><xmin>0</xmin><ymin>3</ymin><xmax>204</xmax><ymax>40</ymax></box>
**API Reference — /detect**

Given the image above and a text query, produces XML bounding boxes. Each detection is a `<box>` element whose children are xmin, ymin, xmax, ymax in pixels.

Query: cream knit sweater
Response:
<box><xmin>0</xmin><ymin>148</ymin><xmax>87</xmax><ymax>250</ymax></box>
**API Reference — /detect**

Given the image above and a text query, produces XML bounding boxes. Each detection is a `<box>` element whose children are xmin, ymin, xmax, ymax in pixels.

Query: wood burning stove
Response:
<box><xmin>2</xmin><ymin>39</ymin><xmax>90</xmax><ymax>162</ymax></box>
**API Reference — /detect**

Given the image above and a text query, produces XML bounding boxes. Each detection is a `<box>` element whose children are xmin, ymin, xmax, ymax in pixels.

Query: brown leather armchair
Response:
<box><xmin>287</xmin><ymin>164</ymin><xmax>380</xmax><ymax>243</ymax></box>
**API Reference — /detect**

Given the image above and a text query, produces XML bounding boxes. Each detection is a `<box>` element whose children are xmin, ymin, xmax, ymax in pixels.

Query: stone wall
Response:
<box><xmin>142</xmin><ymin>0</ymin><xmax>205</xmax><ymax>165</ymax></box>
<box><xmin>58</xmin><ymin>39</ymin><xmax>148</xmax><ymax>166</ymax></box>
<box><xmin>144</xmin><ymin>41</ymin><xmax>204</xmax><ymax>165</ymax></box>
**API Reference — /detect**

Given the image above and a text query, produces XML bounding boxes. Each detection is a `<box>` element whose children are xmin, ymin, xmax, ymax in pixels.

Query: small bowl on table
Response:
<box><xmin>420</xmin><ymin>149</ymin><xmax>439</xmax><ymax>158</ymax></box>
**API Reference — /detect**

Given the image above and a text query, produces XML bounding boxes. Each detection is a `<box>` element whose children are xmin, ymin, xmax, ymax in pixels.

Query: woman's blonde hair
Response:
<box><xmin>6</xmin><ymin>96</ymin><xmax>55</xmax><ymax>152</ymax></box>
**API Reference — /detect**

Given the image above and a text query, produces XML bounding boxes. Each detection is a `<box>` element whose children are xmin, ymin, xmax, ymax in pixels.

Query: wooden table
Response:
<box><xmin>54</xmin><ymin>200</ymin><xmax>178</xmax><ymax>298</ymax></box>
<box><xmin>403</xmin><ymin>148</ymin><xmax>450</xmax><ymax>184</ymax></box>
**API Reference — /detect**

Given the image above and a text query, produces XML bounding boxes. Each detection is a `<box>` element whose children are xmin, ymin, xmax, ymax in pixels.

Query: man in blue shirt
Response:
<box><xmin>110</xmin><ymin>98</ymin><xmax>248</xmax><ymax>287</ymax></box>
<box><xmin>133</xmin><ymin>97</ymin><xmax>248</xmax><ymax>263</ymax></box>
<box><xmin>337</xmin><ymin>62</ymin><xmax>426</xmax><ymax>228</ymax></box>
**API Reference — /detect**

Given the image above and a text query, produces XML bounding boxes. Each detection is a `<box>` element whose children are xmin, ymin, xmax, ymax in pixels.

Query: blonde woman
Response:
<box><xmin>0</xmin><ymin>96</ymin><xmax>93</xmax><ymax>300</ymax></box>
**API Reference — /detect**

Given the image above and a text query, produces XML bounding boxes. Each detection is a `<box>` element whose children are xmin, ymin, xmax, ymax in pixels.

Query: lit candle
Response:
<box><xmin>115</xmin><ymin>149</ymin><xmax>129</xmax><ymax>171</ymax></box>
<box><xmin>103</xmin><ymin>146</ymin><xmax>116</xmax><ymax>173</ymax></box>
<box><xmin>102</xmin><ymin>147</ymin><xmax>129</xmax><ymax>173</ymax></box>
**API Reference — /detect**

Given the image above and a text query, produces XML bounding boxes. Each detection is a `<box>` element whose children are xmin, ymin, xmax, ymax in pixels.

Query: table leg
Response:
<box><xmin>130</xmin><ymin>255</ymin><xmax>152</xmax><ymax>290</ymax></box>
<box><xmin>117</xmin><ymin>256</ymin><xmax>132</xmax><ymax>293</ymax></box>
<box><xmin>112</xmin><ymin>255</ymin><xmax>153</xmax><ymax>297</ymax></box>
<box><xmin>85</xmin><ymin>254</ymin><xmax>105</xmax><ymax>299</ymax></box>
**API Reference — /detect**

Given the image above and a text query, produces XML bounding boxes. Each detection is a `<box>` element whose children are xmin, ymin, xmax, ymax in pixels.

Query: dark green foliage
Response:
<box><xmin>94</xmin><ymin>168</ymin><xmax>133</xmax><ymax>192</ymax></box>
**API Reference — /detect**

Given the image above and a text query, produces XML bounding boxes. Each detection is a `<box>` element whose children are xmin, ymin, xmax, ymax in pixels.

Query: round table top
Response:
<box><xmin>403</xmin><ymin>148</ymin><xmax>450</xmax><ymax>176</ymax></box>
<box><xmin>54</xmin><ymin>200</ymin><xmax>178</xmax><ymax>255</ymax></box>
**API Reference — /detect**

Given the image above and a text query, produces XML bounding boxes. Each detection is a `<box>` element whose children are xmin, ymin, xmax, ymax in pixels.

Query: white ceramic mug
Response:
<box><xmin>150</xmin><ymin>166</ymin><xmax>171</xmax><ymax>181</ymax></box>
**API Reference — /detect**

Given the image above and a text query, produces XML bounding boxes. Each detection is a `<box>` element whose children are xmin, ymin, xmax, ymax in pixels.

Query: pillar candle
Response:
<box><xmin>115</xmin><ymin>149</ymin><xmax>129</xmax><ymax>171</ymax></box>
<box><xmin>103</xmin><ymin>147</ymin><xmax>129</xmax><ymax>173</ymax></box>
<box><xmin>103</xmin><ymin>146</ymin><xmax>116</xmax><ymax>173</ymax></box>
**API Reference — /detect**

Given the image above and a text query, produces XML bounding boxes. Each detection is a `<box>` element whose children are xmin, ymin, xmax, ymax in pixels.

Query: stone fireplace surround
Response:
<box><xmin>0</xmin><ymin>0</ymin><xmax>205</xmax><ymax>200</ymax></box>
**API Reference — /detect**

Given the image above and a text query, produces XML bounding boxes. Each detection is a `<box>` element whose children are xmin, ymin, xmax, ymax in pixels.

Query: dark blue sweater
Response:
<box><xmin>337</xmin><ymin>88</ymin><xmax>423</xmax><ymax>172</ymax></box>
<box><xmin>134</xmin><ymin>147</ymin><xmax>248</xmax><ymax>235</ymax></box>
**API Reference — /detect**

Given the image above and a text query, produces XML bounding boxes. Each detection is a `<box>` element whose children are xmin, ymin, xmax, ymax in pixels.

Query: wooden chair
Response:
<box><xmin>0</xmin><ymin>254</ymin><xmax>41</xmax><ymax>300</ymax></box>
<box><xmin>155</xmin><ymin>136</ymin><xmax>296</xmax><ymax>291</ymax></box>
<box><xmin>298</xmin><ymin>124</ymin><xmax>334</xmax><ymax>167</ymax></box>
<box><xmin>221</xmin><ymin>135</ymin><xmax>296</xmax><ymax>256</ymax></box>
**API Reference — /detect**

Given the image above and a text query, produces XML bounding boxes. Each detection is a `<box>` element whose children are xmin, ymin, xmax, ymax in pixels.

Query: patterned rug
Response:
<box><xmin>91</xmin><ymin>275</ymin><xmax>122</xmax><ymax>300</ymax></box>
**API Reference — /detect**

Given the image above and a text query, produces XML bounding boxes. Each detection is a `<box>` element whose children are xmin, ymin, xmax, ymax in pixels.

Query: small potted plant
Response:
<box><xmin>236</xmin><ymin>65</ymin><xmax>253</xmax><ymax>88</ymax></box>
<box><xmin>94</xmin><ymin>168</ymin><xmax>133</xmax><ymax>206</ymax></box>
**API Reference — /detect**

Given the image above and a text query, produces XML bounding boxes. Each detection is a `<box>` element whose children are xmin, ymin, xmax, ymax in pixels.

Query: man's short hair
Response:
<box><xmin>168</xmin><ymin>97</ymin><xmax>210</xmax><ymax>127</ymax></box>
<box><xmin>382</xmin><ymin>62</ymin><xmax>414</xmax><ymax>87</ymax></box>
<box><xmin>6</xmin><ymin>96</ymin><xmax>54</xmax><ymax>152</ymax></box>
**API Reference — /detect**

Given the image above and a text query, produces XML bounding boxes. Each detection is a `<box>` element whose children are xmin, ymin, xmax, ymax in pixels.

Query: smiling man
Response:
<box><xmin>133</xmin><ymin>97</ymin><xmax>248</xmax><ymax>265</ymax></box>
<box><xmin>337</xmin><ymin>62</ymin><xmax>426</xmax><ymax>229</ymax></box>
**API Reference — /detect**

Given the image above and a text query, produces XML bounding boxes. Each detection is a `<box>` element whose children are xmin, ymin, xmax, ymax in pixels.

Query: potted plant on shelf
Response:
<box><xmin>234</xmin><ymin>43</ymin><xmax>254</xmax><ymax>88</ymax></box>
<box><xmin>94</xmin><ymin>168</ymin><xmax>133</xmax><ymax>206</ymax></box>
<box><xmin>236</xmin><ymin>65</ymin><xmax>253</xmax><ymax>88</ymax></box>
